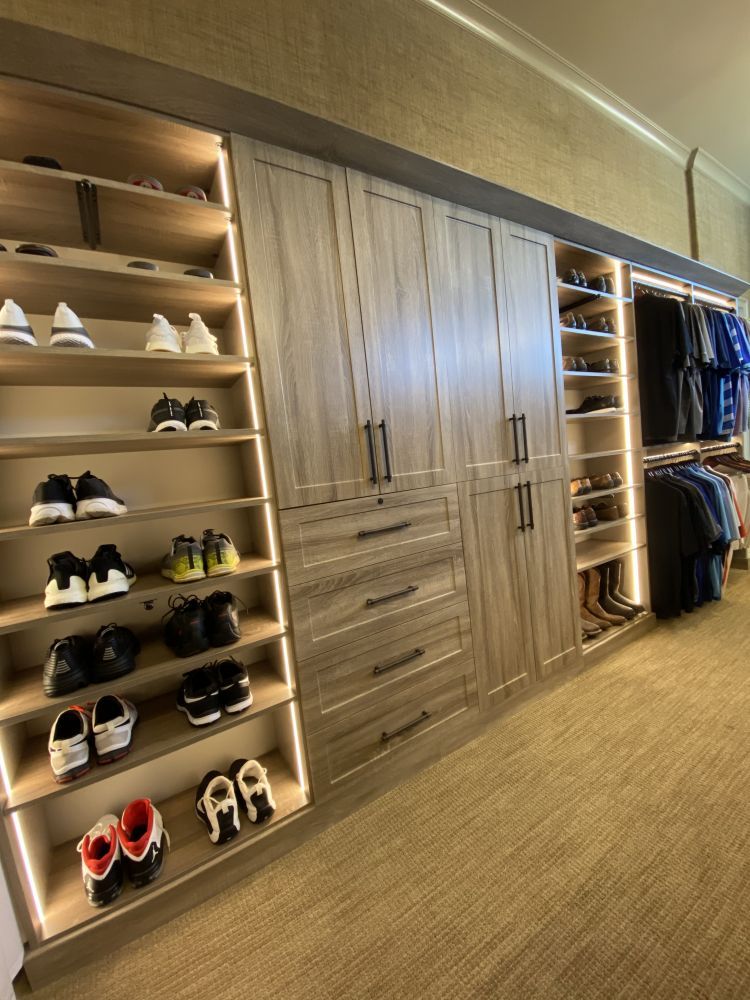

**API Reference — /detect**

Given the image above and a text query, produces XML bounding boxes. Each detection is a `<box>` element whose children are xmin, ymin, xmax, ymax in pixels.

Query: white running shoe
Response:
<box><xmin>48</xmin><ymin>705</ymin><xmax>92</xmax><ymax>782</ymax></box>
<box><xmin>183</xmin><ymin>313</ymin><xmax>219</xmax><ymax>355</ymax></box>
<box><xmin>228</xmin><ymin>758</ymin><xmax>276</xmax><ymax>824</ymax></box>
<box><xmin>145</xmin><ymin>314</ymin><xmax>182</xmax><ymax>353</ymax></box>
<box><xmin>50</xmin><ymin>303</ymin><xmax>94</xmax><ymax>348</ymax></box>
<box><xmin>92</xmin><ymin>695</ymin><xmax>138</xmax><ymax>764</ymax></box>
<box><xmin>0</xmin><ymin>299</ymin><xmax>37</xmax><ymax>346</ymax></box>
<box><xmin>195</xmin><ymin>771</ymin><xmax>240</xmax><ymax>844</ymax></box>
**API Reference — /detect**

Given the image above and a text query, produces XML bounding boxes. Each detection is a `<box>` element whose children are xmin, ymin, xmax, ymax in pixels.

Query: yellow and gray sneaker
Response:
<box><xmin>202</xmin><ymin>529</ymin><xmax>240</xmax><ymax>578</ymax></box>
<box><xmin>161</xmin><ymin>535</ymin><xmax>206</xmax><ymax>584</ymax></box>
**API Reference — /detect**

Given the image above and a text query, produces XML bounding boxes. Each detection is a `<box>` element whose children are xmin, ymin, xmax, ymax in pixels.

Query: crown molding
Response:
<box><xmin>688</xmin><ymin>148</ymin><xmax>750</xmax><ymax>206</ymax></box>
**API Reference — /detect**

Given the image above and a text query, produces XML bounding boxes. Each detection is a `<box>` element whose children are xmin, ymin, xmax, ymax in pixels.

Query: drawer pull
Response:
<box><xmin>381</xmin><ymin>710</ymin><xmax>431</xmax><ymax>743</ymax></box>
<box><xmin>366</xmin><ymin>584</ymin><xmax>419</xmax><ymax>607</ymax></box>
<box><xmin>373</xmin><ymin>646</ymin><xmax>425</xmax><ymax>676</ymax></box>
<box><xmin>358</xmin><ymin>520</ymin><xmax>412</xmax><ymax>539</ymax></box>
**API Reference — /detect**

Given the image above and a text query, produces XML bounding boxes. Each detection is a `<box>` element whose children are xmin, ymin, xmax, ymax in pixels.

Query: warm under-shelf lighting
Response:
<box><xmin>694</xmin><ymin>288</ymin><xmax>736</xmax><ymax>308</ymax></box>
<box><xmin>615</xmin><ymin>267</ymin><xmax>642</xmax><ymax>604</ymax></box>
<box><xmin>11</xmin><ymin>812</ymin><xmax>44</xmax><ymax>925</ymax></box>
<box><xmin>631</xmin><ymin>271</ymin><xmax>686</xmax><ymax>294</ymax></box>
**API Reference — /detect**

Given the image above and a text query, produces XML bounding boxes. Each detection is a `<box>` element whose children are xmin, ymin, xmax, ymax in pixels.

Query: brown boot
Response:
<box><xmin>578</xmin><ymin>572</ymin><xmax>612</xmax><ymax>629</ymax></box>
<box><xmin>584</xmin><ymin>568</ymin><xmax>626</xmax><ymax>625</ymax></box>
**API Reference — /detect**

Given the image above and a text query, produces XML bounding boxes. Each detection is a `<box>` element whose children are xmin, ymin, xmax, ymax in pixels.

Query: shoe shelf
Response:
<box><xmin>583</xmin><ymin>612</ymin><xmax>656</xmax><ymax>659</ymax></box>
<box><xmin>566</xmin><ymin>409</ymin><xmax>632</xmax><ymax>422</ymax></box>
<box><xmin>0</xmin><ymin>613</ymin><xmax>286</xmax><ymax>727</ymax></box>
<box><xmin>563</xmin><ymin>371</ymin><xmax>633</xmax><ymax>389</ymax></box>
<box><xmin>573</xmin><ymin>513</ymin><xmax>644</xmax><ymax>542</ymax></box>
<box><xmin>575</xmin><ymin>539</ymin><xmax>646</xmax><ymax>573</ymax></box>
<box><xmin>0</xmin><ymin>345</ymin><xmax>253</xmax><ymax>388</ymax></box>
<box><xmin>5</xmin><ymin>664</ymin><xmax>294</xmax><ymax>812</ymax></box>
<box><xmin>0</xmin><ymin>429</ymin><xmax>258</xmax><ymax>460</ymax></box>
<box><xmin>569</xmin><ymin>483</ymin><xmax>642</xmax><ymax>505</ymax></box>
<box><xmin>559</xmin><ymin>328</ymin><xmax>634</xmax><ymax>354</ymax></box>
<box><xmin>0</xmin><ymin>555</ymin><xmax>279</xmax><ymax>637</ymax></box>
<box><xmin>557</xmin><ymin>282</ymin><xmax>633</xmax><ymax>310</ymax></box>
<box><xmin>40</xmin><ymin>750</ymin><xmax>309</xmax><ymax>943</ymax></box>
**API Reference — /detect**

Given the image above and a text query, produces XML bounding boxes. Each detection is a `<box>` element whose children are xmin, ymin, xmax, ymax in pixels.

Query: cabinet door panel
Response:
<box><xmin>501</xmin><ymin>222</ymin><xmax>565</xmax><ymax>472</ymax></box>
<box><xmin>433</xmin><ymin>202</ymin><xmax>515</xmax><ymax>480</ymax></box>
<box><xmin>347</xmin><ymin>172</ymin><xmax>455</xmax><ymax>492</ymax></box>
<box><xmin>233</xmin><ymin>138</ymin><xmax>377</xmax><ymax>508</ymax></box>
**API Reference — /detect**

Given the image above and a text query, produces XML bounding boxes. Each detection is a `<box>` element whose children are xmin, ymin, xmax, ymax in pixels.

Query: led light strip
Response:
<box><xmin>615</xmin><ymin>267</ymin><xmax>642</xmax><ymax>603</ymax></box>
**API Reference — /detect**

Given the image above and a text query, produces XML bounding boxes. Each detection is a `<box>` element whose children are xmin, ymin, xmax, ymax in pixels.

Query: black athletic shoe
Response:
<box><xmin>176</xmin><ymin>666</ymin><xmax>221</xmax><ymax>726</ymax></box>
<box><xmin>91</xmin><ymin>624</ymin><xmax>139</xmax><ymax>682</ymax></box>
<box><xmin>204</xmin><ymin>591</ymin><xmax>242</xmax><ymax>647</ymax></box>
<box><xmin>195</xmin><ymin>771</ymin><xmax>240</xmax><ymax>845</ymax></box>
<box><xmin>565</xmin><ymin>394</ymin><xmax>622</xmax><ymax>415</ymax></box>
<box><xmin>228</xmin><ymin>759</ymin><xmax>276</xmax><ymax>824</ymax></box>
<box><xmin>163</xmin><ymin>594</ymin><xmax>210</xmax><ymax>658</ymax></box>
<box><xmin>29</xmin><ymin>474</ymin><xmax>76</xmax><ymax>526</ymax></box>
<box><xmin>215</xmin><ymin>658</ymin><xmax>253</xmax><ymax>714</ymax></box>
<box><xmin>185</xmin><ymin>397</ymin><xmax>220</xmax><ymax>431</ymax></box>
<box><xmin>75</xmin><ymin>472</ymin><xmax>127</xmax><ymax>521</ymax></box>
<box><xmin>148</xmin><ymin>393</ymin><xmax>187</xmax><ymax>432</ymax></box>
<box><xmin>87</xmin><ymin>545</ymin><xmax>136</xmax><ymax>602</ymax></box>
<box><xmin>44</xmin><ymin>551</ymin><xmax>88</xmax><ymax>609</ymax></box>
<box><xmin>78</xmin><ymin>814</ymin><xmax>124</xmax><ymax>907</ymax></box>
<box><xmin>43</xmin><ymin>635</ymin><xmax>91</xmax><ymax>697</ymax></box>
<box><xmin>117</xmin><ymin>799</ymin><xmax>169</xmax><ymax>887</ymax></box>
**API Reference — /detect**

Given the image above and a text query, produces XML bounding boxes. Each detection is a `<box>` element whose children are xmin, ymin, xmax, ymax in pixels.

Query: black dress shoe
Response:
<box><xmin>577</xmin><ymin>270</ymin><xmax>589</xmax><ymax>287</ymax></box>
<box><xmin>563</xmin><ymin>268</ymin><xmax>580</xmax><ymax>286</ymax></box>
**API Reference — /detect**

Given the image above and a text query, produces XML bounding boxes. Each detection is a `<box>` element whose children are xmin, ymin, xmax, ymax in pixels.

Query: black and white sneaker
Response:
<box><xmin>117</xmin><ymin>799</ymin><xmax>169</xmax><ymax>888</ymax></box>
<box><xmin>43</xmin><ymin>635</ymin><xmax>91</xmax><ymax>697</ymax></box>
<box><xmin>228</xmin><ymin>759</ymin><xmax>276</xmax><ymax>824</ymax></box>
<box><xmin>176</xmin><ymin>666</ymin><xmax>221</xmax><ymax>726</ymax></box>
<box><xmin>0</xmin><ymin>298</ymin><xmax>37</xmax><ymax>346</ymax></box>
<box><xmin>77</xmin><ymin>814</ymin><xmax>124</xmax><ymax>907</ymax></box>
<box><xmin>50</xmin><ymin>302</ymin><xmax>95</xmax><ymax>348</ymax></box>
<box><xmin>148</xmin><ymin>393</ymin><xmax>187</xmax><ymax>432</ymax></box>
<box><xmin>185</xmin><ymin>397</ymin><xmax>220</xmax><ymax>431</ymax></box>
<box><xmin>215</xmin><ymin>658</ymin><xmax>253</xmax><ymax>714</ymax></box>
<box><xmin>44</xmin><ymin>551</ymin><xmax>88</xmax><ymax>609</ymax></box>
<box><xmin>87</xmin><ymin>545</ymin><xmax>136</xmax><ymax>602</ymax></box>
<box><xmin>90</xmin><ymin>623</ymin><xmax>139</xmax><ymax>682</ymax></box>
<box><xmin>195</xmin><ymin>771</ymin><xmax>240</xmax><ymax>844</ymax></box>
<box><xmin>75</xmin><ymin>472</ymin><xmax>127</xmax><ymax>520</ymax></box>
<box><xmin>92</xmin><ymin>695</ymin><xmax>138</xmax><ymax>764</ymax></box>
<box><xmin>162</xmin><ymin>594</ymin><xmax>210</xmax><ymax>658</ymax></box>
<box><xmin>48</xmin><ymin>705</ymin><xmax>92</xmax><ymax>782</ymax></box>
<box><xmin>204</xmin><ymin>591</ymin><xmax>242</xmax><ymax>646</ymax></box>
<box><xmin>29</xmin><ymin>474</ymin><xmax>76</xmax><ymax>526</ymax></box>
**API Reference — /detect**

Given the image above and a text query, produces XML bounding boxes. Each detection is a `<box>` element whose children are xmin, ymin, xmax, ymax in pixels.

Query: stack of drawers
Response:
<box><xmin>279</xmin><ymin>486</ymin><xmax>479</xmax><ymax>800</ymax></box>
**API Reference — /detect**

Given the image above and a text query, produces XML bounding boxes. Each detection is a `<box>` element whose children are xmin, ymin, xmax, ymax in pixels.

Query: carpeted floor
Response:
<box><xmin>29</xmin><ymin>575</ymin><xmax>750</xmax><ymax>1000</ymax></box>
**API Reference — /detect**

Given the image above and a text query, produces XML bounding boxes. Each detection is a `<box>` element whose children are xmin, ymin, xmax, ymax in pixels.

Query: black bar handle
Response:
<box><xmin>381</xmin><ymin>710</ymin><xmax>431</xmax><ymax>742</ymax></box>
<box><xmin>364</xmin><ymin>420</ymin><xmax>378</xmax><ymax>484</ymax></box>
<box><xmin>373</xmin><ymin>647</ymin><xmax>425</xmax><ymax>676</ymax></box>
<box><xmin>75</xmin><ymin>179</ymin><xmax>101</xmax><ymax>250</ymax></box>
<box><xmin>510</xmin><ymin>414</ymin><xmax>520</xmax><ymax>465</ymax></box>
<box><xmin>525</xmin><ymin>480</ymin><xmax>534</xmax><ymax>530</ymax></box>
<box><xmin>358</xmin><ymin>520</ymin><xmax>411</xmax><ymax>539</ymax></box>
<box><xmin>520</xmin><ymin>412</ymin><xmax>530</xmax><ymax>464</ymax></box>
<box><xmin>379</xmin><ymin>419</ymin><xmax>393</xmax><ymax>482</ymax></box>
<box><xmin>515</xmin><ymin>482</ymin><xmax>525</xmax><ymax>532</ymax></box>
<box><xmin>366</xmin><ymin>584</ymin><xmax>418</xmax><ymax>607</ymax></box>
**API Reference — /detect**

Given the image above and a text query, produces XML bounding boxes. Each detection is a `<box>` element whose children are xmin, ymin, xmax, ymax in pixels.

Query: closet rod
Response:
<box><xmin>643</xmin><ymin>447</ymin><xmax>699</xmax><ymax>465</ymax></box>
<box><xmin>699</xmin><ymin>442</ymin><xmax>741</xmax><ymax>456</ymax></box>
<box><xmin>633</xmin><ymin>279</ymin><xmax>689</xmax><ymax>299</ymax></box>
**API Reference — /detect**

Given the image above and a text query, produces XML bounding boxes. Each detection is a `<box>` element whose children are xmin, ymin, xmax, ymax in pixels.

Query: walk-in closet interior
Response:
<box><xmin>0</xmin><ymin>72</ymin><xmax>747</xmax><ymax>989</ymax></box>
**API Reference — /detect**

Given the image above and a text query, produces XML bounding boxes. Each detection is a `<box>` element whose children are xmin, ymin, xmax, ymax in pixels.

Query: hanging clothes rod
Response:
<box><xmin>643</xmin><ymin>447</ymin><xmax>700</xmax><ymax>465</ymax></box>
<box><xmin>633</xmin><ymin>278</ymin><xmax>690</xmax><ymax>299</ymax></box>
<box><xmin>699</xmin><ymin>441</ymin><xmax>741</xmax><ymax>454</ymax></box>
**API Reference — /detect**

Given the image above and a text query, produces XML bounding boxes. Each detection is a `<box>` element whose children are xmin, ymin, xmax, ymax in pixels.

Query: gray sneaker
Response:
<box><xmin>161</xmin><ymin>535</ymin><xmax>206</xmax><ymax>583</ymax></box>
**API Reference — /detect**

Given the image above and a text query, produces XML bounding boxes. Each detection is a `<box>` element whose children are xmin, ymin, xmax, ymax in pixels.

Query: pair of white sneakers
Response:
<box><xmin>0</xmin><ymin>299</ymin><xmax>94</xmax><ymax>348</ymax></box>
<box><xmin>145</xmin><ymin>313</ymin><xmax>219</xmax><ymax>355</ymax></box>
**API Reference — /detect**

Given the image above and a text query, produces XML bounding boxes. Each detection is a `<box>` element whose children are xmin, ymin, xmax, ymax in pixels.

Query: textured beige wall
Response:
<box><xmin>690</xmin><ymin>170</ymin><xmax>750</xmax><ymax>281</ymax></box>
<box><xmin>0</xmin><ymin>0</ymin><xmax>694</xmax><ymax>259</ymax></box>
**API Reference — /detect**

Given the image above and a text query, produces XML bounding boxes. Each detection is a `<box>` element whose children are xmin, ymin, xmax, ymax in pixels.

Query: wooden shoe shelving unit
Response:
<box><xmin>0</xmin><ymin>79</ymin><xmax>309</xmax><ymax>984</ymax></box>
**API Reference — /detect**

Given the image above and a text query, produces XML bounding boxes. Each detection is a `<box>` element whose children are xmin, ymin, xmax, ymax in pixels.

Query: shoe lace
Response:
<box><xmin>204</xmin><ymin>591</ymin><xmax>247</xmax><ymax>615</ymax></box>
<box><xmin>162</xmin><ymin>593</ymin><xmax>201</xmax><ymax>624</ymax></box>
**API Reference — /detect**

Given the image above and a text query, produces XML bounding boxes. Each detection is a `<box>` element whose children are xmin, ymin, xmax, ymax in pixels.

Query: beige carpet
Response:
<box><xmin>31</xmin><ymin>576</ymin><xmax>750</xmax><ymax>1000</ymax></box>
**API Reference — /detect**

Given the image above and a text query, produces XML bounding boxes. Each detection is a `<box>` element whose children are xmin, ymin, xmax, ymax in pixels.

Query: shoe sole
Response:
<box><xmin>146</xmin><ymin>338</ymin><xmax>181</xmax><ymax>353</ymax></box>
<box><xmin>129</xmin><ymin>850</ymin><xmax>166</xmax><ymax>888</ymax></box>
<box><xmin>86</xmin><ymin>879</ymin><xmax>124</xmax><ymax>908</ymax></box>
<box><xmin>52</xmin><ymin>760</ymin><xmax>91</xmax><ymax>784</ymax></box>
<box><xmin>206</xmin><ymin>562</ymin><xmax>239</xmax><ymax>578</ymax></box>
<box><xmin>91</xmin><ymin>646</ymin><xmax>138</xmax><ymax>681</ymax></box>
<box><xmin>44</xmin><ymin>576</ymin><xmax>88</xmax><ymax>609</ymax></box>
<box><xmin>161</xmin><ymin>568</ymin><xmax>206</xmax><ymax>584</ymax></box>
<box><xmin>151</xmin><ymin>420</ymin><xmax>187</xmax><ymax>432</ymax></box>
<box><xmin>177</xmin><ymin>702</ymin><xmax>221</xmax><ymax>726</ymax></box>
<box><xmin>96</xmin><ymin>729</ymin><xmax>135</xmax><ymax>765</ymax></box>
<box><xmin>29</xmin><ymin>502</ymin><xmax>75</xmax><ymax>526</ymax></box>
<box><xmin>88</xmin><ymin>571</ymin><xmax>136</xmax><ymax>602</ymax></box>
<box><xmin>0</xmin><ymin>330</ymin><xmax>37</xmax><ymax>346</ymax></box>
<box><xmin>49</xmin><ymin>333</ymin><xmax>95</xmax><ymax>348</ymax></box>
<box><xmin>186</xmin><ymin>420</ymin><xmax>219</xmax><ymax>431</ymax></box>
<box><xmin>43</xmin><ymin>674</ymin><xmax>88</xmax><ymax>698</ymax></box>
<box><xmin>223</xmin><ymin>694</ymin><xmax>253</xmax><ymax>713</ymax></box>
<box><xmin>184</xmin><ymin>345</ymin><xmax>219</xmax><ymax>355</ymax></box>
<box><xmin>75</xmin><ymin>497</ymin><xmax>128</xmax><ymax>519</ymax></box>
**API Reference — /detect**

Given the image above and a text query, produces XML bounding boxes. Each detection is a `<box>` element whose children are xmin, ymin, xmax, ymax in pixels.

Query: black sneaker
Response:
<box><xmin>163</xmin><ymin>594</ymin><xmax>210</xmax><ymax>657</ymax></box>
<box><xmin>91</xmin><ymin>624</ymin><xmax>139</xmax><ymax>682</ymax></box>
<box><xmin>566</xmin><ymin>395</ymin><xmax>622</xmax><ymax>415</ymax></box>
<box><xmin>204</xmin><ymin>591</ymin><xmax>242</xmax><ymax>647</ymax></box>
<box><xmin>87</xmin><ymin>545</ymin><xmax>136</xmax><ymax>602</ymax></box>
<box><xmin>75</xmin><ymin>472</ymin><xmax>127</xmax><ymax>520</ymax></box>
<box><xmin>215</xmin><ymin>658</ymin><xmax>253</xmax><ymax>714</ymax></box>
<box><xmin>176</xmin><ymin>666</ymin><xmax>221</xmax><ymax>726</ymax></box>
<box><xmin>43</xmin><ymin>636</ymin><xmax>91</xmax><ymax>697</ymax></box>
<box><xmin>185</xmin><ymin>397</ymin><xmax>220</xmax><ymax>431</ymax></box>
<box><xmin>148</xmin><ymin>393</ymin><xmax>186</xmax><ymax>432</ymax></box>
<box><xmin>195</xmin><ymin>771</ymin><xmax>240</xmax><ymax>845</ymax></box>
<box><xmin>44</xmin><ymin>552</ymin><xmax>88</xmax><ymax>609</ymax></box>
<box><xmin>29</xmin><ymin>474</ymin><xmax>76</xmax><ymax>526</ymax></box>
<box><xmin>228</xmin><ymin>759</ymin><xmax>276</xmax><ymax>824</ymax></box>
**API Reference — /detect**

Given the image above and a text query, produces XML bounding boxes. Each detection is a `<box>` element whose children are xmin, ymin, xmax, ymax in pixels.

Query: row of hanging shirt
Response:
<box><xmin>635</xmin><ymin>288</ymin><xmax>750</xmax><ymax>445</ymax></box>
<box><xmin>703</xmin><ymin>448</ymin><xmax>750</xmax><ymax>557</ymax></box>
<box><xmin>645</xmin><ymin>458</ymin><xmax>747</xmax><ymax>618</ymax></box>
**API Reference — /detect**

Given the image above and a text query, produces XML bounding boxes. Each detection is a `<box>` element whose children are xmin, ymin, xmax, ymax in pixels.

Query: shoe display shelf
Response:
<box><xmin>0</xmin><ymin>79</ymin><xmax>310</xmax><ymax>983</ymax></box>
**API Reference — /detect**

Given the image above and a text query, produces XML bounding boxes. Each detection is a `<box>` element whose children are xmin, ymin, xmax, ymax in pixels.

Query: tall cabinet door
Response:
<box><xmin>500</xmin><ymin>221</ymin><xmax>566</xmax><ymax>473</ymax></box>
<box><xmin>458</xmin><ymin>475</ymin><xmax>535</xmax><ymax>710</ymax></box>
<box><xmin>347</xmin><ymin>171</ymin><xmax>456</xmax><ymax>493</ymax></box>
<box><xmin>233</xmin><ymin>138</ymin><xmax>378</xmax><ymax>509</ymax></box>
<box><xmin>520</xmin><ymin>471</ymin><xmax>581</xmax><ymax>678</ymax></box>
<box><xmin>433</xmin><ymin>202</ymin><xmax>516</xmax><ymax>481</ymax></box>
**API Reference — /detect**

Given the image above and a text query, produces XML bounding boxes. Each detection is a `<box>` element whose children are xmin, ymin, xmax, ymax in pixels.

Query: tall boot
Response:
<box><xmin>585</xmin><ymin>568</ymin><xmax>626</xmax><ymax>625</ymax></box>
<box><xmin>609</xmin><ymin>560</ymin><xmax>645</xmax><ymax>614</ymax></box>
<box><xmin>599</xmin><ymin>563</ymin><xmax>635</xmax><ymax>619</ymax></box>
<box><xmin>579</xmin><ymin>571</ymin><xmax>613</xmax><ymax>629</ymax></box>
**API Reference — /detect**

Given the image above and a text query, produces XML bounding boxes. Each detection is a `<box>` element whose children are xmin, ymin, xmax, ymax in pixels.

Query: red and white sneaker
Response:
<box><xmin>48</xmin><ymin>705</ymin><xmax>92</xmax><ymax>783</ymax></box>
<box><xmin>77</xmin><ymin>814</ymin><xmax>124</xmax><ymax>907</ymax></box>
<box><xmin>117</xmin><ymin>799</ymin><xmax>170</xmax><ymax>888</ymax></box>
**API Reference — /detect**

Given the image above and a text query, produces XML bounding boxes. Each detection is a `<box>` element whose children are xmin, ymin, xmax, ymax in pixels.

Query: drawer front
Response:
<box><xmin>289</xmin><ymin>544</ymin><xmax>467</xmax><ymax>660</ymax></box>
<box><xmin>299</xmin><ymin>603</ymin><xmax>474</xmax><ymax>731</ymax></box>
<box><xmin>308</xmin><ymin>664</ymin><xmax>478</xmax><ymax>794</ymax></box>
<box><xmin>280</xmin><ymin>485</ymin><xmax>461</xmax><ymax>584</ymax></box>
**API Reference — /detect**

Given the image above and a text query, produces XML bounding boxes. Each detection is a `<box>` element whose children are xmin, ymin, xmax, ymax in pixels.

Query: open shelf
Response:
<box><xmin>557</xmin><ymin>282</ymin><xmax>633</xmax><ymax>310</ymax></box>
<box><xmin>559</xmin><ymin>328</ymin><xmax>632</xmax><ymax>354</ymax></box>
<box><xmin>570</xmin><ymin>483</ymin><xmax>642</xmax><ymax>504</ymax></box>
<box><xmin>563</xmin><ymin>371</ymin><xmax>632</xmax><ymax>389</ymax></box>
<box><xmin>566</xmin><ymin>409</ymin><xmax>630</xmax><ymax>422</ymax></box>
<box><xmin>0</xmin><ymin>555</ymin><xmax>279</xmax><ymax>637</ymax></box>
<box><xmin>573</xmin><ymin>513</ymin><xmax>644</xmax><ymax>541</ymax></box>
<box><xmin>583</xmin><ymin>612</ymin><xmax>655</xmax><ymax>659</ymax></box>
<box><xmin>0</xmin><ymin>429</ymin><xmax>258</xmax><ymax>460</ymax></box>
<box><xmin>0</xmin><ymin>612</ymin><xmax>286</xmax><ymax>727</ymax></box>
<box><xmin>41</xmin><ymin>750</ymin><xmax>309</xmax><ymax>942</ymax></box>
<box><xmin>569</xmin><ymin>447</ymin><xmax>642</xmax><ymax>461</ymax></box>
<box><xmin>0</xmin><ymin>345</ymin><xmax>252</xmax><ymax>388</ymax></box>
<box><xmin>0</xmin><ymin>253</ymin><xmax>239</xmax><ymax>326</ymax></box>
<box><xmin>575</xmin><ymin>539</ymin><xmax>645</xmax><ymax>573</ymax></box>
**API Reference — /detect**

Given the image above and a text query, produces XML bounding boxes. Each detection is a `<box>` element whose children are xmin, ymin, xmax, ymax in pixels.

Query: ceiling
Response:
<box><xmin>482</xmin><ymin>0</ymin><xmax>750</xmax><ymax>186</ymax></box>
